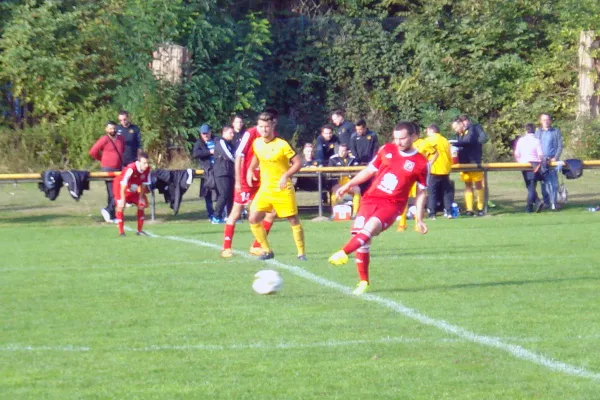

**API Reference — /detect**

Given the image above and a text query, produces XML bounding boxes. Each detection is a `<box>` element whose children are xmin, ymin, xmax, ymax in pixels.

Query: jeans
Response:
<box><xmin>427</xmin><ymin>174</ymin><xmax>453</xmax><ymax>215</ymax></box>
<box><xmin>522</xmin><ymin>169</ymin><xmax>543</xmax><ymax>210</ymax></box>
<box><xmin>541</xmin><ymin>168</ymin><xmax>558</xmax><ymax>207</ymax></box>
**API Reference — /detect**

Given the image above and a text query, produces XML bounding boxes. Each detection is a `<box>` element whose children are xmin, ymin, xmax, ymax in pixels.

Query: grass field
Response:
<box><xmin>1</xmin><ymin>172</ymin><xmax>600</xmax><ymax>399</ymax></box>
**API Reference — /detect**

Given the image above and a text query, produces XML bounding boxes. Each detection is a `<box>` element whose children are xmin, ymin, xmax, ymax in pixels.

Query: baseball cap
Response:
<box><xmin>200</xmin><ymin>124</ymin><xmax>210</xmax><ymax>134</ymax></box>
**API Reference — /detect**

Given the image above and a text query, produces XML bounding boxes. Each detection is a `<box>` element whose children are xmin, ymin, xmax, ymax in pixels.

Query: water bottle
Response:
<box><xmin>451</xmin><ymin>202</ymin><xmax>460</xmax><ymax>218</ymax></box>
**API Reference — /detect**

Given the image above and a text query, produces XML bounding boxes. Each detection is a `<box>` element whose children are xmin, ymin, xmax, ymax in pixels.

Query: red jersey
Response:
<box><xmin>114</xmin><ymin>161</ymin><xmax>151</xmax><ymax>194</ymax></box>
<box><xmin>89</xmin><ymin>134</ymin><xmax>125</xmax><ymax>169</ymax></box>
<box><xmin>363</xmin><ymin>143</ymin><xmax>428</xmax><ymax>204</ymax></box>
<box><xmin>235</xmin><ymin>126</ymin><xmax>277</xmax><ymax>189</ymax></box>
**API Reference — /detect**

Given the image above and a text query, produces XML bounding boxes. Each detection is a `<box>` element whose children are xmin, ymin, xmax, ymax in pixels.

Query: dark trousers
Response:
<box><xmin>427</xmin><ymin>174</ymin><xmax>453</xmax><ymax>215</ymax></box>
<box><xmin>522</xmin><ymin>168</ymin><xmax>543</xmax><ymax>210</ymax></box>
<box><xmin>102</xmin><ymin>166</ymin><xmax>121</xmax><ymax>219</ymax></box>
<box><xmin>215</xmin><ymin>175</ymin><xmax>234</xmax><ymax>219</ymax></box>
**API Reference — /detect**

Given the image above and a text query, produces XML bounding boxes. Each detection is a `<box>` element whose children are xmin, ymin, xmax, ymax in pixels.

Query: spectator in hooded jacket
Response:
<box><xmin>193</xmin><ymin>124</ymin><xmax>218</xmax><ymax>221</ymax></box>
<box><xmin>89</xmin><ymin>121</ymin><xmax>125</xmax><ymax>223</ymax></box>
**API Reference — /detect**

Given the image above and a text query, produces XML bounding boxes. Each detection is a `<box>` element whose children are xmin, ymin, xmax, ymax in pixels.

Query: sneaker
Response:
<box><xmin>297</xmin><ymin>255</ymin><xmax>307</xmax><ymax>261</ymax></box>
<box><xmin>119</xmin><ymin>233</ymin><xmax>126</xmax><ymax>237</ymax></box>
<box><xmin>101</xmin><ymin>208</ymin><xmax>111</xmax><ymax>223</ymax></box>
<box><xmin>328</xmin><ymin>250</ymin><xmax>349</xmax><ymax>266</ymax></box>
<box><xmin>111</xmin><ymin>219</ymin><xmax>118</xmax><ymax>224</ymax></box>
<box><xmin>136</xmin><ymin>231</ymin><xmax>149</xmax><ymax>236</ymax></box>
<box><xmin>477</xmin><ymin>210</ymin><xmax>485</xmax><ymax>217</ymax></box>
<box><xmin>396</xmin><ymin>223</ymin><xmax>407</xmax><ymax>232</ymax></box>
<box><xmin>535</xmin><ymin>200</ymin><xmax>544</xmax><ymax>213</ymax></box>
<box><xmin>352</xmin><ymin>280</ymin><xmax>369</xmax><ymax>295</ymax></box>
<box><xmin>221</xmin><ymin>248</ymin><xmax>233</xmax><ymax>258</ymax></box>
<box><xmin>249</xmin><ymin>246</ymin><xmax>264</xmax><ymax>257</ymax></box>
<box><xmin>210</xmin><ymin>217</ymin><xmax>224</xmax><ymax>224</ymax></box>
<box><xmin>258</xmin><ymin>251</ymin><xmax>275</xmax><ymax>261</ymax></box>
<box><xmin>429</xmin><ymin>214</ymin><xmax>436</xmax><ymax>220</ymax></box>
<box><xmin>465</xmin><ymin>211</ymin><xmax>475</xmax><ymax>217</ymax></box>
<box><xmin>446</xmin><ymin>214</ymin><xmax>453</xmax><ymax>219</ymax></box>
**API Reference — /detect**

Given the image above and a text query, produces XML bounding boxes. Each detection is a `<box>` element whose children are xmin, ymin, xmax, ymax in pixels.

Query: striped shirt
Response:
<box><xmin>514</xmin><ymin>134</ymin><xmax>543</xmax><ymax>163</ymax></box>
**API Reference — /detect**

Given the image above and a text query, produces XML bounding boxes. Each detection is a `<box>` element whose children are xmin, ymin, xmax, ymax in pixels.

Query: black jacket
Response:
<box><xmin>38</xmin><ymin>170</ymin><xmax>90</xmax><ymax>201</ymax></box>
<box><xmin>150</xmin><ymin>169</ymin><xmax>194</xmax><ymax>215</ymax></box>
<box><xmin>315</xmin><ymin>135</ymin><xmax>339</xmax><ymax>166</ymax></box>
<box><xmin>454</xmin><ymin>129</ymin><xmax>482</xmax><ymax>164</ymax></box>
<box><xmin>38</xmin><ymin>170</ymin><xmax>63</xmax><ymax>201</ymax></box>
<box><xmin>192</xmin><ymin>137</ymin><xmax>215</xmax><ymax>172</ymax></box>
<box><xmin>337</xmin><ymin>120</ymin><xmax>355</xmax><ymax>148</ymax></box>
<box><xmin>350</xmin><ymin>130</ymin><xmax>379</xmax><ymax>164</ymax></box>
<box><xmin>328</xmin><ymin>154</ymin><xmax>359</xmax><ymax>168</ymax></box>
<box><xmin>214</xmin><ymin>137</ymin><xmax>235</xmax><ymax>178</ymax></box>
<box><xmin>116</xmin><ymin>124</ymin><xmax>142</xmax><ymax>165</ymax></box>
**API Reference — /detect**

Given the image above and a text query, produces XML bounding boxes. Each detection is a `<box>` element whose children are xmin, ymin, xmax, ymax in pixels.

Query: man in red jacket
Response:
<box><xmin>89</xmin><ymin>121</ymin><xmax>125</xmax><ymax>223</ymax></box>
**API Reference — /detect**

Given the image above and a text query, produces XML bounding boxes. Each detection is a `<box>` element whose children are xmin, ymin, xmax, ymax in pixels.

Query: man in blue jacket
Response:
<box><xmin>535</xmin><ymin>113</ymin><xmax>563</xmax><ymax>210</ymax></box>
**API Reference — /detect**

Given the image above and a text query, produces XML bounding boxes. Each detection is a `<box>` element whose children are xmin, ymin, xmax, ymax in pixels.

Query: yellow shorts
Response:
<box><xmin>251</xmin><ymin>188</ymin><xmax>298</xmax><ymax>218</ymax></box>
<box><xmin>408</xmin><ymin>182</ymin><xmax>417</xmax><ymax>198</ymax></box>
<box><xmin>460</xmin><ymin>171</ymin><xmax>484</xmax><ymax>183</ymax></box>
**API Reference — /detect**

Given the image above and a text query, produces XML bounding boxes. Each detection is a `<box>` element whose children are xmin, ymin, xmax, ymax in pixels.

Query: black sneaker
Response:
<box><xmin>136</xmin><ymin>231</ymin><xmax>149</xmax><ymax>236</ymax></box>
<box><xmin>477</xmin><ymin>210</ymin><xmax>485</xmax><ymax>217</ymax></box>
<box><xmin>258</xmin><ymin>251</ymin><xmax>275</xmax><ymax>261</ymax></box>
<box><xmin>119</xmin><ymin>233</ymin><xmax>126</xmax><ymax>237</ymax></box>
<box><xmin>297</xmin><ymin>255</ymin><xmax>307</xmax><ymax>261</ymax></box>
<box><xmin>535</xmin><ymin>200</ymin><xmax>544</xmax><ymax>213</ymax></box>
<box><xmin>465</xmin><ymin>211</ymin><xmax>475</xmax><ymax>217</ymax></box>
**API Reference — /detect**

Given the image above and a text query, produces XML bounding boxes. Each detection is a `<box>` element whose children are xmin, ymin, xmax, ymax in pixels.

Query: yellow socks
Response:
<box><xmin>352</xmin><ymin>193</ymin><xmax>361</xmax><ymax>216</ymax></box>
<box><xmin>291</xmin><ymin>224</ymin><xmax>305</xmax><ymax>256</ymax></box>
<box><xmin>464</xmin><ymin>190</ymin><xmax>474</xmax><ymax>212</ymax></box>
<box><xmin>250</xmin><ymin>223</ymin><xmax>270</xmax><ymax>252</ymax></box>
<box><xmin>476</xmin><ymin>188</ymin><xmax>485</xmax><ymax>211</ymax></box>
<box><xmin>397</xmin><ymin>204</ymin><xmax>408</xmax><ymax>230</ymax></box>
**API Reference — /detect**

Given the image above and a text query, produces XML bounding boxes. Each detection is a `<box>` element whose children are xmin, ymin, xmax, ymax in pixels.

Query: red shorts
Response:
<box><xmin>115</xmin><ymin>192</ymin><xmax>147</xmax><ymax>208</ymax></box>
<box><xmin>234</xmin><ymin>186</ymin><xmax>258</xmax><ymax>206</ymax></box>
<box><xmin>351</xmin><ymin>200</ymin><xmax>404</xmax><ymax>234</ymax></box>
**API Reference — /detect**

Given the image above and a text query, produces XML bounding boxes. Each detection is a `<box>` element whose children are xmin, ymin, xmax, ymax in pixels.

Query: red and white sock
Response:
<box><xmin>223</xmin><ymin>224</ymin><xmax>235</xmax><ymax>250</ymax></box>
<box><xmin>116</xmin><ymin>211</ymin><xmax>124</xmax><ymax>235</ymax></box>
<box><xmin>137</xmin><ymin>209</ymin><xmax>144</xmax><ymax>232</ymax></box>
<box><xmin>252</xmin><ymin>220</ymin><xmax>273</xmax><ymax>249</ymax></box>
<box><xmin>342</xmin><ymin>230</ymin><xmax>372</xmax><ymax>255</ymax></box>
<box><xmin>356</xmin><ymin>245</ymin><xmax>370</xmax><ymax>282</ymax></box>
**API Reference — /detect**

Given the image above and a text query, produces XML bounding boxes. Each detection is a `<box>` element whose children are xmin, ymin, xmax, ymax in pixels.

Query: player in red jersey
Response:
<box><xmin>221</xmin><ymin>111</ymin><xmax>278</xmax><ymax>258</ymax></box>
<box><xmin>328</xmin><ymin>122</ymin><xmax>429</xmax><ymax>295</ymax></box>
<box><xmin>114</xmin><ymin>152</ymin><xmax>151</xmax><ymax>237</ymax></box>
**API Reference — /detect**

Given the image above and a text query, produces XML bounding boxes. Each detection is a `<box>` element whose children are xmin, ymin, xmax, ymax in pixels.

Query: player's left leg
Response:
<box><xmin>250</xmin><ymin>210</ymin><xmax>276</xmax><ymax>256</ymax></box>
<box><xmin>272</xmin><ymin>191</ymin><xmax>305</xmax><ymax>260</ymax></box>
<box><xmin>135</xmin><ymin>194</ymin><xmax>148</xmax><ymax>236</ymax></box>
<box><xmin>249</xmin><ymin>191</ymin><xmax>274</xmax><ymax>259</ymax></box>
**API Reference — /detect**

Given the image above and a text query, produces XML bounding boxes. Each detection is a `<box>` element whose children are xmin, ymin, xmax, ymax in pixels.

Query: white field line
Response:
<box><xmin>138</xmin><ymin>229</ymin><xmax>600</xmax><ymax>382</ymax></box>
<box><xmin>3</xmin><ymin>335</ymin><xmax>600</xmax><ymax>353</ymax></box>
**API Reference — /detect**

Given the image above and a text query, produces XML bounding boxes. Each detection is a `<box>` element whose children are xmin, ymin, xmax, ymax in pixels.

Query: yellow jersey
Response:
<box><xmin>426</xmin><ymin>133</ymin><xmax>452</xmax><ymax>175</ymax></box>
<box><xmin>252</xmin><ymin>137</ymin><xmax>297</xmax><ymax>191</ymax></box>
<box><xmin>413</xmin><ymin>138</ymin><xmax>436</xmax><ymax>159</ymax></box>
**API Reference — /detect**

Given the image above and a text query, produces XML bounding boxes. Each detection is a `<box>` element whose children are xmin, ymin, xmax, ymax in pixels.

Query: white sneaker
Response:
<box><xmin>100</xmin><ymin>208</ymin><xmax>111</xmax><ymax>223</ymax></box>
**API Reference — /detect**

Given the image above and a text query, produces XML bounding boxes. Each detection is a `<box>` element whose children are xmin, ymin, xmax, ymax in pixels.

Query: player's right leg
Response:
<box><xmin>221</xmin><ymin>202</ymin><xmax>244</xmax><ymax>258</ymax></box>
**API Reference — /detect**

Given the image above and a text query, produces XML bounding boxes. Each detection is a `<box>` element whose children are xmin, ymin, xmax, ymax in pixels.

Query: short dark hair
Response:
<box><xmin>232</xmin><ymin>114</ymin><xmax>244</xmax><ymax>122</ymax></box>
<box><xmin>257</xmin><ymin>112</ymin><xmax>275</xmax><ymax>122</ymax></box>
<box><xmin>106</xmin><ymin>120</ymin><xmax>117</xmax><ymax>126</ymax></box>
<box><xmin>332</xmin><ymin>109</ymin><xmax>344</xmax><ymax>117</ymax></box>
<box><xmin>458</xmin><ymin>114</ymin><xmax>470</xmax><ymax>122</ymax></box>
<box><xmin>338</xmin><ymin>143</ymin><xmax>348</xmax><ymax>148</ymax></box>
<box><xmin>118</xmin><ymin>110</ymin><xmax>129</xmax><ymax>117</ymax></box>
<box><xmin>539</xmin><ymin>112</ymin><xmax>552</xmax><ymax>120</ymax></box>
<box><xmin>525</xmin><ymin>123</ymin><xmax>536</xmax><ymax>133</ymax></box>
<box><xmin>355</xmin><ymin>119</ymin><xmax>367</xmax><ymax>128</ymax></box>
<box><xmin>138</xmin><ymin>151</ymin><xmax>149</xmax><ymax>160</ymax></box>
<box><xmin>427</xmin><ymin>124</ymin><xmax>440</xmax><ymax>133</ymax></box>
<box><xmin>412</xmin><ymin>122</ymin><xmax>420</xmax><ymax>136</ymax></box>
<box><xmin>222</xmin><ymin>125</ymin><xmax>233</xmax><ymax>133</ymax></box>
<box><xmin>393</xmin><ymin>121</ymin><xmax>416</xmax><ymax>135</ymax></box>
<box><xmin>263</xmin><ymin>108</ymin><xmax>279</xmax><ymax>120</ymax></box>
<box><xmin>321</xmin><ymin>124</ymin><xmax>334</xmax><ymax>132</ymax></box>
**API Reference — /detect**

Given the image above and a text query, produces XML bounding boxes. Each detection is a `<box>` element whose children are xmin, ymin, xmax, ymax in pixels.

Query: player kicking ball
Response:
<box><xmin>114</xmin><ymin>152</ymin><xmax>151</xmax><ymax>237</ymax></box>
<box><xmin>328</xmin><ymin>122</ymin><xmax>429</xmax><ymax>295</ymax></box>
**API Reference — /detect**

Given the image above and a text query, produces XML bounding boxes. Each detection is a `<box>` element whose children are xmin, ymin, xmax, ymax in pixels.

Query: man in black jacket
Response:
<box><xmin>116</xmin><ymin>110</ymin><xmax>142</xmax><ymax>165</ymax></box>
<box><xmin>213</xmin><ymin>126</ymin><xmax>236</xmax><ymax>223</ymax></box>
<box><xmin>350</xmin><ymin>119</ymin><xmax>379</xmax><ymax>165</ymax></box>
<box><xmin>451</xmin><ymin>118</ymin><xmax>484</xmax><ymax>216</ymax></box>
<box><xmin>192</xmin><ymin>124</ymin><xmax>218</xmax><ymax>221</ymax></box>
<box><xmin>331</xmin><ymin>110</ymin><xmax>355</xmax><ymax>148</ymax></box>
<box><xmin>328</xmin><ymin>143</ymin><xmax>361</xmax><ymax>217</ymax></box>
<box><xmin>315</xmin><ymin>124</ymin><xmax>339</xmax><ymax>166</ymax></box>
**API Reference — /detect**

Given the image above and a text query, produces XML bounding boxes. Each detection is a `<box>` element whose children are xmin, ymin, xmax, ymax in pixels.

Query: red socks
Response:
<box><xmin>116</xmin><ymin>211</ymin><xmax>124</xmax><ymax>235</ymax></box>
<box><xmin>356</xmin><ymin>246</ymin><xmax>370</xmax><ymax>282</ymax></box>
<box><xmin>252</xmin><ymin>220</ymin><xmax>273</xmax><ymax>248</ymax></box>
<box><xmin>137</xmin><ymin>209</ymin><xmax>144</xmax><ymax>232</ymax></box>
<box><xmin>223</xmin><ymin>224</ymin><xmax>235</xmax><ymax>250</ymax></box>
<box><xmin>342</xmin><ymin>230</ymin><xmax>371</xmax><ymax>255</ymax></box>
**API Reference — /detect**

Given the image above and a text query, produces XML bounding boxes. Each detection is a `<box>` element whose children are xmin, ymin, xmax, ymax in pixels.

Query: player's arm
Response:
<box><xmin>336</xmin><ymin>165</ymin><xmax>376</xmax><ymax>198</ymax></box>
<box><xmin>414</xmin><ymin>162</ymin><xmax>429</xmax><ymax>234</ymax></box>
<box><xmin>117</xmin><ymin>168</ymin><xmax>133</xmax><ymax>210</ymax></box>
<box><xmin>246</xmin><ymin>155</ymin><xmax>259</xmax><ymax>187</ymax></box>
<box><xmin>280</xmin><ymin>154</ymin><xmax>302</xmax><ymax>190</ymax></box>
<box><xmin>428</xmin><ymin>147</ymin><xmax>439</xmax><ymax>165</ymax></box>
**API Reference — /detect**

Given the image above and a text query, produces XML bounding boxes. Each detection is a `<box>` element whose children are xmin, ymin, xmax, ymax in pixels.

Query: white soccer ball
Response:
<box><xmin>252</xmin><ymin>269</ymin><xmax>283</xmax><ymax>295</ymax></box>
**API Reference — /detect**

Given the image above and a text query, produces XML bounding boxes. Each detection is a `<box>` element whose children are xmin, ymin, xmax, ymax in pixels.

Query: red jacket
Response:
<box><xmin>89</xmin><ymin>135</ymin><xmax>125</xmax><ymax>169</ymax></box>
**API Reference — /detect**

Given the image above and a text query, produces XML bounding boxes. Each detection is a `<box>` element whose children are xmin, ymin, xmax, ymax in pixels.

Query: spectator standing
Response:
<box><xmin>89</xmin><ymin>121</ymin><xmax>125</xmax><ymax>223</ymax></box>
<box><xmin>451</xmin><ymin>118</ymin><xmax>484</xmax><ymax>216</ymax></box>
<box><xmin>213</xmin><ymin>126</ymin><xmax>236</xmax><ymax>223</ymax></box>
<box><xmin>328</xmin><ymin>143</ymin><xmax>361</xmax><ymax>217</ymax></box>
<box><xmin>116</xmin><ymin>110</ymin><xmax>142</xmax><ymax>165</ymax></box>
<box><xmin>315</xmin><ymin>124</ymin><xmax>339</xmax><ymax>166</ymax></box>
<box><xmin>350</xmin><ymin>119</ymin><xmax>379</xmax><ymax>165</ymax></box>
<box><xmin>232</xmin><ymin>114</ymin><xmax>246</xmax><ymax>151</ymax></box>
<box><xmin>515</xmin><ymin>123</ymin><xmax>545</xmax><ymax>213</ymax></box>
<box><xmin>425</xmin><ymin>124</ymin><xmax>454</xmax><ymax>218</ymax></box>
<box><xmin>331</xmin><ymin>110</ymin><xmax>355</xmax><ymax>148</ymax></box>
<box><xmin>535</xmin><ymin>113</ymin><xmax>563</xmax><ymax>210</ymax></box>
<box><xmin>193</xmin><ymin>124</ymin><xmax>218</xmax><ymax>222</ymax></box>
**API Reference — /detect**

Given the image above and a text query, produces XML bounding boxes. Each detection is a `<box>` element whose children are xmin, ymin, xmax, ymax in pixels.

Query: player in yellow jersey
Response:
<box><xmin>397</xmin><ymin>124</ymin><xmax>437</xmax><ymax>231</ymax></box>
<box><xmin>246</xmin><ymin>112</ymin><xmax>306</xmax><ymax>261</ymax></box>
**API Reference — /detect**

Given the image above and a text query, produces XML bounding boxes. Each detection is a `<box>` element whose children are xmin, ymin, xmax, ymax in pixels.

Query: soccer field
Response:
<box><xmin>1</xmin><ymin>176</ymin><xmax>600</xmax><ymax>399</ymax></box>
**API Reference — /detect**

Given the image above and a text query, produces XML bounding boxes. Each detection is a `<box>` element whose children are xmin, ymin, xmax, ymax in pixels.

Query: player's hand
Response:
<box><xmin>335</xmin><ymin>183</ymin><xmax>350</xmax><ymax>198</ymax></box>
<box><xmin>246</xmin><ymin>171</ymin><xmax>254</xmax><ymax>187</ymax></box>
<box><xmin>139</xmin><ymin>195</ymin><xmax>148</xmax><ymax>209</ymax></box>
<box><xmin>235</xmin><ymin>181</ymin><xmax>242</xmax><ymax>192</ymax></box>
<box><xmin>117</xmin><ymin>199</ymin><xmax>125</xmax><ymax>209</ymax></box>
<box><xmin>279</xmin><ymin>175</ymin><xmax>288</xmax><ymax>190</ymax></box>
<box><xmin>415</xmin><ymin>220</ymin><xmax>428</xmax><ymax>235</ymax></box>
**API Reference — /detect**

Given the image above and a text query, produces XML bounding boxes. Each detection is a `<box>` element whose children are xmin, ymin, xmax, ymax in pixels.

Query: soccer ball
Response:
<box><xmin>252</xmin><ymin>269</ymin><xmax>283</xmax><ymax>295</ymax></box>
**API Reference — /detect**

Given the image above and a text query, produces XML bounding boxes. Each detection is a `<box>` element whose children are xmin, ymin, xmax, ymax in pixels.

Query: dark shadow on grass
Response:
<box><xmin>0</xmin><ymin>214</ymin><xmax>83</xmax><ymax>225</ymax></box>
<box><xmin>376</xmin><ymin>276</ymin><xmax>600</xmax><ymax>294</ymax></box>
